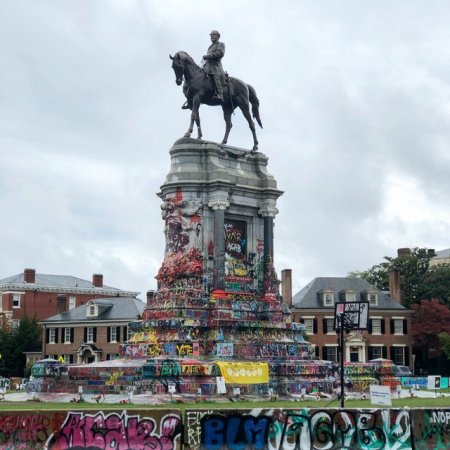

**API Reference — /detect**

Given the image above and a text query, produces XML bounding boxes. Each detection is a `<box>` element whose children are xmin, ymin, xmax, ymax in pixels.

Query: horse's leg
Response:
<box><xmin>195</xmin><ymin>109</ymin><xmax>202</xmax><ymax>140</ymax></box>
<box><xmin>222</xmin><ymin>107</ymin><xmax>233</xmax><ymax>145</ymax></box>
<box><xmin>240</xmin><ymin>104</ymin><xmax>258</xmax><ymax>151</ymax></box>
<box><xmin>184</xmin><ymin>94</ymin><xmax>201</xmax><ymax>138</ymax></box>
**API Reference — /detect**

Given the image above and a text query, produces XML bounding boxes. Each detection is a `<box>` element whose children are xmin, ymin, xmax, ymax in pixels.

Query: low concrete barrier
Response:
<box><xmin>0</xmin><ymin>407</ymin><xmax>448</xmax><ymax>449</ymax></box>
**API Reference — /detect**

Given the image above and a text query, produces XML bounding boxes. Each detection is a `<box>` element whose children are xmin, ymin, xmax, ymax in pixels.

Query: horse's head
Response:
<box><xmin>170</xmin><ymin>52</ymin><xmax>184</xmax><ymax>86</ymax></box>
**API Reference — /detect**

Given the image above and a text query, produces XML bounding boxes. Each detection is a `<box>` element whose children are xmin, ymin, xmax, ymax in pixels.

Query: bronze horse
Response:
<box><xmin>170</xmin><ymin>51</ymin><xmax>262</xmax><ymax>151</ymax></box>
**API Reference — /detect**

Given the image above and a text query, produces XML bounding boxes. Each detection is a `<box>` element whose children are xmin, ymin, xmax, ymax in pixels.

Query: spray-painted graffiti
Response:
<box><xmin>184</xmin><ymin>409</ymin><xmax>415</xmax><ymax>450</ymax></box>
<box><xmin>216</xmin><ymin>342</ymin><xmax>234</xmax><ymax>357</ymax></box>
<box><xmin>0</xmin><ymin>412</ymin><xmax>66</xmax><ymax>448</ymax></box>
<box><xmin>412</xmin><ymin>409</ymin><xmax>450</xmax><ymax>449</ymax></box>
<box><xmin>46</xmin><ymin>411</ymin><xmax>181</xmax><ymax>450</ymax></box>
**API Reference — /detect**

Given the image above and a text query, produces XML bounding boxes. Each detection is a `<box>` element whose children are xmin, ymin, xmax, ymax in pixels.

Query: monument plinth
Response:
<box><xmin>121</xmin><ymin>139</ymin><xmax>332</xmax><ymax>396</ymax></box>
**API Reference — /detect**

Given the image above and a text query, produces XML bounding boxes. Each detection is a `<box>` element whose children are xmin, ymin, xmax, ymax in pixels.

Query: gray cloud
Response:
<box><xmin>0</xmin><ymin>0</ymin><xmax>449</xmax><ymax>297</ymax></box>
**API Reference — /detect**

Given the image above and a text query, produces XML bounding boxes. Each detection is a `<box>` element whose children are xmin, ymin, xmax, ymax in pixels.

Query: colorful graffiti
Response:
<box><xmin>0</xmin><ymin>410</ymin><xmax>181</xmax><ymax>450</ymax></box>
<box><xmin>184</xmin><ymin>408</ymin><xmax>417</xmax><ymax>450</ymax></box>
<box><xmin>0</xmin><ymin>408</ymin><xmax>448</xmax><ymax>449</ymax></box>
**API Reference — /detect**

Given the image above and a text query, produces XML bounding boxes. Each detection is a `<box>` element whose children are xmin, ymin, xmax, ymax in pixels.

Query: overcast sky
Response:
<box><xmin>1</xmin><ymin>1</ymin><xmax>449</xmax><ymax>299</ymax></box>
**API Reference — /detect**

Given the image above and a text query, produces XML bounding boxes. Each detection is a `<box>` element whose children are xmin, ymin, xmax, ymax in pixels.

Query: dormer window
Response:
<box><xmin>323</xmin><ymin>292</ymin><xmax>334</xmax><ymax>307</ymax></box>
<box><xmin>87</xmin><ymin>302</ymin><xmax>97</xmax><ymax>318</ymax></box>
<box><xmin>345</xmin><ymin>291</ymin><xmax>356</xmax><ymax>302</ymax></box>
<box><xmin>368</xmin><ymin>293</ymin><xmax>378</xmax><ymax>306</ymax></box>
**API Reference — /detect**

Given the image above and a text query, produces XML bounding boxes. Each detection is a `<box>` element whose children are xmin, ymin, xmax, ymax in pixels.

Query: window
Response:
<box><xmin>87</xmin><ymin>327</ymin><xmax>95</xmax><ymax>343</ymax></box>
<box><xmin>110</xmin><ymin>327</ymin><xmax>117</xmax><ymax>342</ymax></box>
<box><xmin>127</xmin><ymin>326</ymin><xmax>133</xmax><ymax>341</ymax></box>
<box><xmin>49</xmin><ymin>328</ymin><xmax>56</xmax><ymax>344</ymax></box>
<box><xmin>11</xmin><ymin>319</ymin><xmax>19</xmax><ymax>329</ymax></box>
<box><xmin>12</xmin><ymin>293</ymin><xmax>21</xmax><ymax>309</ymax></box>
<box><xmin>369</xmin><ymin>346</ymin><xmax>383</xmax><ymax>360</ymax></box>
<box><xmin>303</xmin><ymin>318</ymin><xmax>314</xmax><ymax>334</ymax></box>
<box><xmin>107</xmin><ymin>354</ymin><xmax>119</xmax><ymax>360</ymax></box>
<box><xmin>394</xmin><ymin>319</ymin><xmax>403</xmax><ymax>335</ymax></box>
<box><xmin>323</xmin><ymin>292</ymin><xmax>334</xmax><ymax>307</ymax></box>
<box><xmin>371</xmin><ymin>318</ymin><xmax>381</xmax><ymax>334</ymax></box>
<box><xmin>64</xmin><ymin>328</ymin><xmax>71</xmax><ymax>344</ymax></box>
<box><xmin>346</xmin><ymin>292</ymin><xmax>356</xmax><ymax>302</ymax></box>
<box><xmin>325</xmin><ymin>318</ymin><xmax>335</xmax><ymax>334</ymax></box>
<box><xmin>324</xmin><ymin>346</ymin><xmax>338</xmax><ymax>362</ymax></box>
<box><xmin>392</xmin><ymin>346</ymin><xmax>405</xmax><ymax>365</ymax></box>
<box><xmin>68</xmin><ymin>296</ymin><xmax>76</xmax><ymax>310</ymax></box>
<box><xmin>368</xmin><ymin>294</ymin><xmax>378</xmax><ymax>306</ymax></box>
<box><xmin>88</xmin><ymin>305</ymin><xmax>96</xmax><ymax>317</ymax></box>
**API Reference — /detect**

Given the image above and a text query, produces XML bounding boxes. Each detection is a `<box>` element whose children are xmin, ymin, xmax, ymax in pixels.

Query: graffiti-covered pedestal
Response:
<box><xmin>121</xmin><ymin>139</ymin><xmax>333</xmax><ymax>396</ymax></box>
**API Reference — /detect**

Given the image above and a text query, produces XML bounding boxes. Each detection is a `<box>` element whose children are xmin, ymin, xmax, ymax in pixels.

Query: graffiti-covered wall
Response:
<box><xmin>0</xmin><ymin>407</ymin><xmax>448</xmax><ymax>449</ymax></box>
<box><xmin>184</xmin><ymin>407</ymin><xmax>450</xmax><ymax>450</ymax></box>
<box><xmin>0</xmin><ymin>409</ymin><xmax>182</xmax><ymax>450</ymax></box>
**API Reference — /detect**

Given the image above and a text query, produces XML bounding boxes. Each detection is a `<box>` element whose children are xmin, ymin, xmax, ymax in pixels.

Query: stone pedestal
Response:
<box><xmin>120</xmin><ymin>139</ymin><xmax>332</xmax><ymax>396</ymax></box>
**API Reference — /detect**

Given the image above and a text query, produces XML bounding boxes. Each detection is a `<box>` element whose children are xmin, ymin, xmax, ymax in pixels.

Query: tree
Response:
<box><xmin>348</xmin><ymin>263</ymin><xmax>389</xmax><ymax>291</ymax></box>
<box><xmin>419</xmin><ymin>265</ymin><xmax>450</xmax><ymax>308</ymax></box>
<box><xmin>439</xmin><ymin>332</ymin><xmax>450</xmax><ymax>360</ymax></box>
<box><xmin>411</xmin><ymin>299</ymin><xmax>450</xmax><ymax>368</ymax></box>
<box><xmin>0</xmin><ymin>315</ymin><xmax>41</xmax><ymax>378</ymax></box>
<box><xmin>349</xmin><ymin>247</ymin><xmax>437</xmax><ymax>307</ymax></box>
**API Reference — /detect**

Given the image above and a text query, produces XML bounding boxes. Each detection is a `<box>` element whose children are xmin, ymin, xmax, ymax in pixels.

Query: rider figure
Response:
<box><xmin>203</xmin><ymin>30</ymin><xmax>225</xmax><ymax>103</ymax></box>
<box><xmin>181</xmin><ymin>30</ymin><xmax>225</xmax><ymax>109</ymax></box>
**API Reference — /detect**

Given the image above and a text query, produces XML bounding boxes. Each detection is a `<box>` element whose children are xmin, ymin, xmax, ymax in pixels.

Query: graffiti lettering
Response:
<box><xmin>46</xmin><ymin>411</ymin><xmax>181</xmax><ymax>450</ymax></box>
<box><xmin>201</xmin><ymin>414</ymin><xmax>271</xmax><ymax>450</ymax></box>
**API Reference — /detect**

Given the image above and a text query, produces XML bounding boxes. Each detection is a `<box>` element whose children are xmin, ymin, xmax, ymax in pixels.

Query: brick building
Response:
<box><xmin>0</xmin><ymin>268</ymin><xmax>139</xmax><ymax>325</ymax></box>
<box><xmin>41</xmin><ymin>297</ymin><xmax>145</xmax><ymax>363</ymax></box>
<box><xmin>283</xmin><ymin>270</ymin><xmax>414</xmax><ymax>368</ymax></box>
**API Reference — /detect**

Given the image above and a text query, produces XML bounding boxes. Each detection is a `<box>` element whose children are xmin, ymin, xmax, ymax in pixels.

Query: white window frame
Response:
<box><xmin>127</xmin><ymin>326</ymin><xmax>133</xmax><ymax>341</ymax></box>
<box><xmin>392</xmin><ymin>345</ymin><xmax>405</xmax><ymax>365</ymax></box>
<box><xmin>371</xmin><ymin>318</ymin><xmax>382</xmax><ymax>335</ymax></box>
<box><xmin>323</xmin><ymin>292</ymin><xmax>334</xmax><ymax>307</ymax></box>
<box><xmin>368</xmin><ymin>293</ymin><xmax>378</xmax><ymax>306</ymax></box>
<box><xmin>87</xmin><ymin>327</ymin><xmax>94</xmax><ymax>343</ymax></box>
<box><xmin>12</xmin><ymin>319</ymin><xmax>19</xmax><ymax>329</ymax></box>
<box><xmin>49</xmin><ymin>328</ymin><xmax>56</xmax><ymax>344</ymax></box>
<box><xmin>325</xmin><ymin>317</ymin><xmax>336</xmax><ymax>335</ymax></box>
<box><xmin>68</xmin><ymin>296</ymin><xmax>76</xmax><ymax>310</ymax></box>
<box><xmin>394</xmin><ymin>318</ymin><xmax>404</xmax><ymax>335</ymax></box>
<box><xmin>64</xmin><ymin>327</ymin><xmax>71</xmax><ymax>344</ymax></box>
<box><xmin>370</xmin><ymin>345</ymin><xmax>383</xmax><ymax>360</ymax></box>
<box><xmin>12</xmin><ymin>293</ymin><xmax>21</xmax><ymax>309</ymax></box>
<box><xmin>303</xmin><ymin>318</ymin><xmax>314</xmax><ymax>334</ymax></box>
<box><xmin>88</xmin><ymin>305</ymin><xmax>96</xmax><ymax>317</ymax></box>
<box><xmin>324</xmin><ymin>345</ymin><xmax>338</xmax><ymax>362</ymax></box>
<box><xmin>346</xmin><ymin>292</ymin><xmax>356</xmax><ymax>302</ymax></box>
<box><xmin>110</xmin><ymin>326</ymin><xmax>117</xmax><ymax>343</ymax></box>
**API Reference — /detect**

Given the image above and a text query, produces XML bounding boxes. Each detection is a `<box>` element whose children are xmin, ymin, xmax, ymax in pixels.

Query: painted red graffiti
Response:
<box><xmin>47</xmin><ymin>412</ymin><xmax>180</xmax><ymax>450</ymax></box>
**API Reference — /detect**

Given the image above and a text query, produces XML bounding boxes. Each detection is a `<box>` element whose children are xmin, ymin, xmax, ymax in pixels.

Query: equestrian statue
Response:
<box><xmin>170</xmin><ymin>30</ymin><xmax>262</xmax><ymax>151</ymax></box>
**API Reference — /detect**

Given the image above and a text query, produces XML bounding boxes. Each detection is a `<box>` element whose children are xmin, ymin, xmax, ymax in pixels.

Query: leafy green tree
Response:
<box><xmin>439</xmin><ymin>332</ymin><xmax>450</xmax><ymax>360</ymax></box>
<box><xmin>349</xmin><ymin>247</ymin><xmax>437</xmax><ymax>306</ymax></box>
<box><xmin>419</xmin><ymin>265</ymin><xmax>450</xmax><ymax>308</ymax></box>
<box><xmin>0</xmin><ymin>315</ymin><xmax>41</xmax><ymax>378</ymax></box>
<box><xmin>348</xmin><ymin>263</ymin><xmax>389</xmax><ymax>291</ymax></box>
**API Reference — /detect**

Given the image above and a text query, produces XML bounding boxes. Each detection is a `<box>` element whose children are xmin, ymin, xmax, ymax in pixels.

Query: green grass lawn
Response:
<box><xmin>0</xmin><ymin>395</ymin><xmax>448</xmax><ymax>411</ymax></box>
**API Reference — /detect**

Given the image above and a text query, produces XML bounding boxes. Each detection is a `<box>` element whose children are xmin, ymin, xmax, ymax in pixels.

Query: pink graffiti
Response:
<box><xmin>47</xmin><ymin>411</ymin><xmax>180</xmax><ymax>450</ymax></box>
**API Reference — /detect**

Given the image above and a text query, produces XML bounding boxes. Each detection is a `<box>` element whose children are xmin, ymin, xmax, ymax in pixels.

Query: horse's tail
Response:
<box><xmin>248</xmin><ymin>84</ymin><xmax>263</xmax><ymax>128</ymax></box>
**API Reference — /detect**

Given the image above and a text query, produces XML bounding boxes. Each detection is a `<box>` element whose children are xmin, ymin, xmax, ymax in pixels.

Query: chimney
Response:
<box><xmin>146</xmin><ymin>290</ymin><xmax>156</xmax><ymax>307</ymax></box>
<box><xmin>92</xmin><ymin>274</ymin><xmax>103</xmax><ymax>288</ymax></box>
<box><xmin>388</xmin><ymin>269</ymin><xmax>401</xmax><ymax>303</ymax></box>
<box><xmin>281</xmin><ymin>269</ymin><xmax>292</xmax><ymax>307</ymax></box>
<box><xmin>24</xmin><ymin>268</ymin><xmax>36</xmax><ymax>284</ymax></box>
<box><xmin>397</xmin><ymin>248</ymin><xmax>410</xmax><ymax>257</ymax></box>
